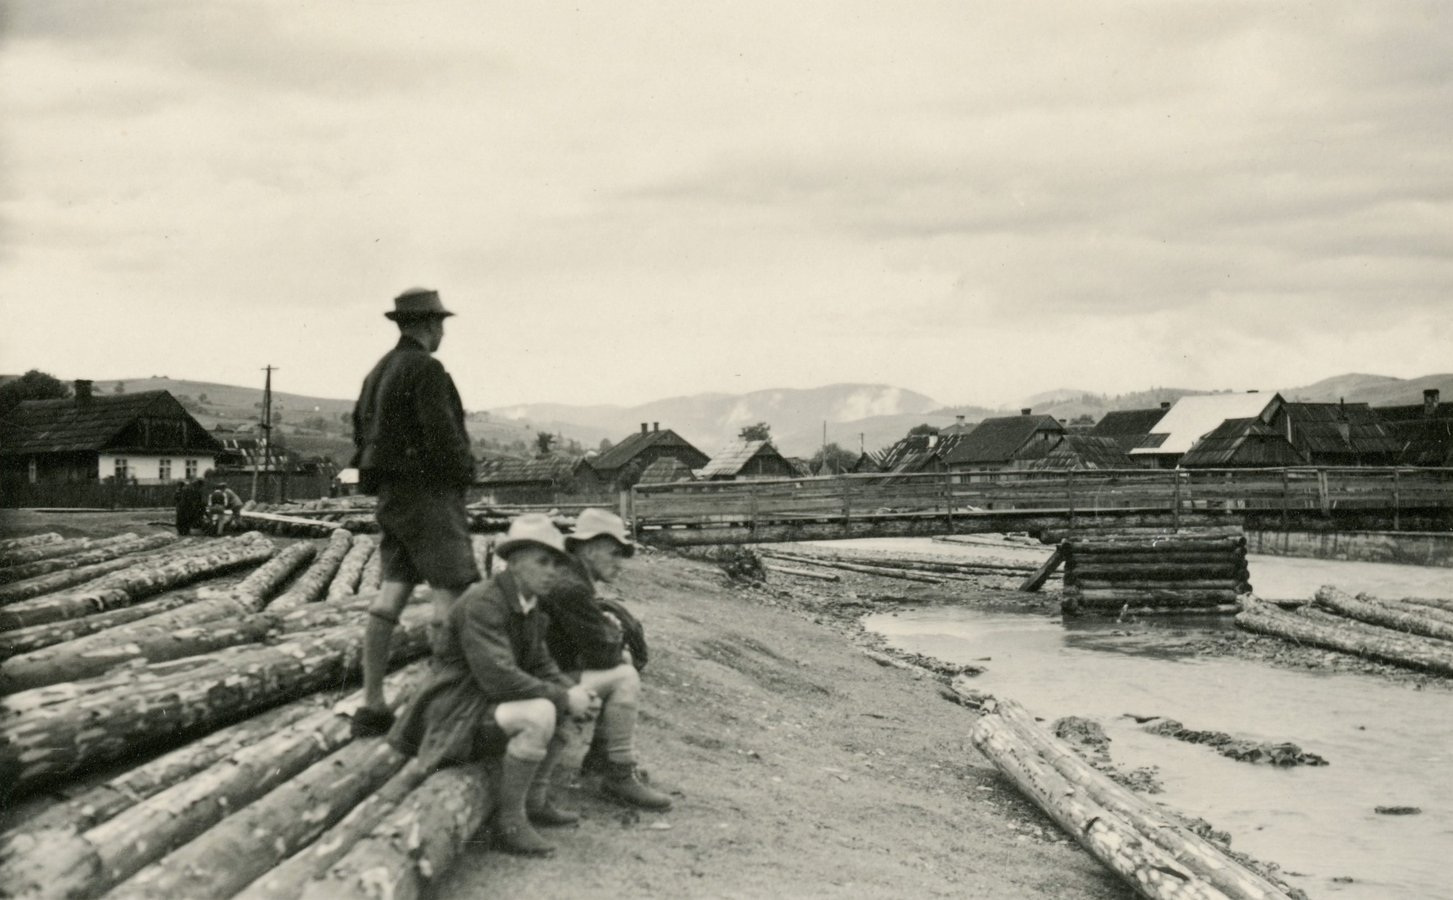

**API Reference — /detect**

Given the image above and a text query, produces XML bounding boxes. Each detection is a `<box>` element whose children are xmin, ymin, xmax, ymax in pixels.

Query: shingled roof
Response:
<box><xmin>1279</xmin><ymin>402</ymin><xmax>1400</xmax><ymax>461</ymax></box>
<box><xmin>588</xmin><ymin>427</ymin><xmax>708</xmax><ymax>473</ymax></box>
<box><xmin>0</xmin><ymin>391</ymin><xmax>221</xmax><ymax>456</ymax></box>
<box><xmin>637</xmin><ymin>456</ymin><xmax>695</xmax><ymax>485</ymax></box>
<box><xmin>476</xmin><ymin>455</ymin><xmax>582</xmax><ymax>485</ymax></box>
<box><xmin>1027</xmin><ymin>435</ymin><xmax>1138</xmax><ymax>470</ymax></box>
<box><xmin>941</xmin><ymin>414</ymin><xmax>1065</xmax><ymax>466</ymax></box>
<box><xmin>698</xmin><ymin>440</ymin><xmax>793</xmax><ymax>479</ymax></box>
<box><xmin>1089</xmin><ymin>408</ymin><xmax>1168</xmax><ymax>451</ymax></box>
<box><xmin>1179</xmin><ymin>418</ymin><xmax>1305</xmax><ymax>468</ymax></box>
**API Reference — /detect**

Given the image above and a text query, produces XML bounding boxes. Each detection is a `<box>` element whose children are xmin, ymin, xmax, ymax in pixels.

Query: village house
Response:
<box><xmin>581</xmin><ymin>423</ymin><xmax>710</xmax><ymax>491</ymax></box>
<box><xmin>0</xmin><ymin>381</ymin><xmax>221</xmax><ymax>495</ymax></box>
<box><xmin>1177</xmin><ymin>418</ymin><xmax>1305</xmax><ymax>468</ymax></box>
<box><xmin>1088</xmin><ymin>405</ymin><xmax>1169</xmax><ymax>455</ymax></box>
<box><xmin>636</xmin><ymin>456</ymin><xmax>696</xmax><ymax>486</ymax></box>
<box><xmin>474</xmin><ymin>455</ymin><xmax>592</xmax><ymax>505</ymax></box>
<box><xmin>875</xmin><ymin>431</ymin><xmax>970</xmax><ymax>476</ymax></box>
<box><xmin>1270</xmin><ymin>401</ymin><xmax>1401</xmax><ymax>467</ymax></box>
<box><xmin>941</xmin><ymin>410</ymin><xmax>1066</xmax><ymax>480</ymax></box>
<box><xmin>698</xmin><ymin>439</ymin><xmax>798</xmax><ymax>480</ymax></box>
<box><xmin>1130</xmin><ymin>392</ymin><xmax>1284</xmax><ymax>469</ymax></box>
<box><xmin>1026</xmin><ymin>434</ymin><xmax>1139</xmax><ymax>470</ymax></box>
<box><xmin>1377</xmin><ymin>389</ymin><xmax>1453</xmax><ymax>466</ymax></box>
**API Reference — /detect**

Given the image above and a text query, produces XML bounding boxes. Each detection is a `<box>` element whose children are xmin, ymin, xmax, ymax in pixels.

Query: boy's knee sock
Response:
<box><xmin>598</xmin><ymin>698</ymin><xmax>639</xmax><ymax>765</ymax></box>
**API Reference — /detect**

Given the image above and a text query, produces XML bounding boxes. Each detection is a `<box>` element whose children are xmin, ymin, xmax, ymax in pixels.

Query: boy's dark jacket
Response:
<box><xmin>542</xmin><ymin>556</ymin><xmax>648</xmax><ymax>672</ymax></box>
<box><xmin>351</xmin><ymin>335</ymin><xmax>474</xmax><ymax>491</ymax></box>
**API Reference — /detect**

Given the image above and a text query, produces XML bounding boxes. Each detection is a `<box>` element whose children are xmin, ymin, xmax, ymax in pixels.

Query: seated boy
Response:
<box><xmin>390</xmin><ymin>514</ymin><xmax>596</xmax><ymax>857</ymax></box>
<box><xmin>541</xmin><ymin>507</ymin><xmax>671</xmax><ymax>811</ymax></box>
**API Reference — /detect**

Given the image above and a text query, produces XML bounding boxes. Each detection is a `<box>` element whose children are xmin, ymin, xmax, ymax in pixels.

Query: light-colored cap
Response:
<box><xmin>566</xmin><ymin>508</ymin><xmax>635</xmax><ymax>557</ymax></box>
<box><xmin>495</xmin><ymin>513</ymin><xmax>570</xmax><ymax>561</ymax></box>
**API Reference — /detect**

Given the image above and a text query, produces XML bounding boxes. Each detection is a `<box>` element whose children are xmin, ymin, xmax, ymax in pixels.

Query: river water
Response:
<box><xmin>838</xmin><ymin>538</ymin><xmax>1453</xmax><ymax>899</ymax></box>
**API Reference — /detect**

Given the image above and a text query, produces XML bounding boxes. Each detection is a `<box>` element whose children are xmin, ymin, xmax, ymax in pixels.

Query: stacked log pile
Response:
<box><xmin>757</xmin><ymin>547</ymin><xmax>1036</xmax><ymax>585</ymax></box>
<box><xmin>270</xmin><ymin>530</ymin><xmax>353</xmax><ymax>609</ymax></box>
<box><xmin>1061</xmin><ymin>527</ymin><xmax>1251</xmax><ymax>613</ymax></box>
<box><xmin>1236</xmin><ymin>588</ymin><xmax>1453</xmax><ymax>678</ymax></box>
<box><xmin>325</xmin><ymin>536</ymin><xmax>375</xmax><ymax>602</ymax></box>
<box><xmin>968</xmin><ymin>694</ymin><xmax>1297</xmax><ymax>900</ymax></box>
<box><xmin>0</xmin><ymin>526</ymin><xmax>502</xmax><ymax>900</ymax></box>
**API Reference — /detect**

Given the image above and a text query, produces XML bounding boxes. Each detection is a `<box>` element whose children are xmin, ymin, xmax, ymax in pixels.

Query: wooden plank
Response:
<box><xmin>1017</xmin><ymin>544</ymin><xmax>1064</xmax><ymax>592</ymax></box>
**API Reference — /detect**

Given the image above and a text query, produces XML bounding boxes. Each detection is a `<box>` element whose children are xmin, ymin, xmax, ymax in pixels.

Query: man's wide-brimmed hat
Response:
<box><xmin>495</xmin><ymin>513</ymin><xmax>571</xmax><ymax>561</ymax></box>
<box><xmin>385</xmin><ymin>287</ymin><xmax>455</xmax><ymax>321</ymax></box>
<box><xmin>566</xmin><ymin>508</ymin><xmax>635</xmax><ymax>557</ymax></box>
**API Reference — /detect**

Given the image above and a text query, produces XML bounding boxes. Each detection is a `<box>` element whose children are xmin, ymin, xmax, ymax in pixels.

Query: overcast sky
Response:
<box><xmin>2</xmin><ymin>2</ymin><xmax>1449</xmax><ymax>410</ymax></box>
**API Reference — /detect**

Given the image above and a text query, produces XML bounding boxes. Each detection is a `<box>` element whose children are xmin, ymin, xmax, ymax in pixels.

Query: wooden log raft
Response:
<box><xmin>0</xmin><ymin>664</ymin><xmax>429</xmax><ymax>900</ymax></box>
<box><xmin>295</xmin><ymin>763</ymin><xmax>496</xmax><ymax>900</ymax></box>
<box><xmin>1236</xmin><ymin>596</ymin><xmax>1453</xmax><ymax>678</ymax></box>
<box><xmin>0</xmin><ymin>535</ymin><xmax>276</xmax><ymax>632</ymax></box>
<box><xmin>975</xmin><ymin>696</ymin><xmax>1296</xmax><ymax>899</ymax></box>
<box><xmin>0</xmin><ymin>605</ymin><xmax>433</xmax><ymax>801</ymax></box>
<box><xmin>326</xmin><ymin>536</ymin><xmax>376</xmax><ymax>602</ymax></box>
<box><xmin>0</xmin><ymin>534</ymin><xmax>177</xmax><ymax>587</ymax></box>
<box><xmin>1313</xmin><ymin>586</ymin><xmax>1453</xmax><ymax>642</ymax></box>
<box><xmin>269</xmin><ymin>530</ymin><xmax>353</xmax><ymax>610</ymax></box>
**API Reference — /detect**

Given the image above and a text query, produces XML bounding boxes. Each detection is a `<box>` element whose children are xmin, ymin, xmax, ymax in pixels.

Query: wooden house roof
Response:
<box><xmin>1131</xmin><ymin>393</ymin><xmax>1282</xmax><ymax>458</ymax></box>
<box><xmin>941</xmin><ymin>415</ymin><xmax>1065</xmax><ymax>466</ymax></box>
<box><xmin>1278</xmin><ymin>402</ymin><xmax>1400</xmax><ymax>459</ymax></box>
<box><xmin>1089</xmin><ymin>408</ymin><xmax>1168</xmax><ymax>450</ymax></box>
<box><xmin>698</xmin><ymin>440</ymin><xmax>789</xmax><ymax>479</ymax></box>
<box><xmin>875</xmin><ymin>432</ymin><xmax>968</xmax><ymax>473</ymax></box>
<box><xmin>476</xmin><ymin>455</ymin><xmax>582</xmax><ymax>486</ymax></box>
<box><xmin>1027</xmin><ymin>435</ymin><xmax>1138</xmax><ymax>470</ymax></box>
<box><xmin>1385</xmin><ymin>418</ymin><xmax>1453</xmax><ymax>466</ymax></box>
<box><xmin>637</xmin><ymin>456</ymin><xmax>695</xmax><ymax>485</ymax></box>
<box><xmin>588</xmin><ymin>428</ymin><xmax>707</xmax><ymax>473</ymax></box>
<box><xmin>1178</xmin><ymin>418</ymin><xmax>1305</xmax><ymax>468</ymax></box>
<box><xmin>0</xmin><ymin>391</ymin><xmax>221</xmax><ymax>457</ymax></box>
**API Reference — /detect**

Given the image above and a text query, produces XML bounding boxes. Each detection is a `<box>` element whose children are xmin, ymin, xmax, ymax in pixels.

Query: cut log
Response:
<box><xmin>0</xmin><ymin>537</ymin><xmax>110</xmax><ymax>568</ymax></box>
<box><xmin>229</xmin><ymin>541</ymin><xmax>318</xmax><ymax>608</ymax></box>
<box><xmin>231</xmin><ymin>760</ymin><xmax>428</xmax><ymax>900</ymax></box>
<box><xmin>1072</xmin><ymin>580</ymin><xmax>1249</xmax><ymax>593</ymax></box>
<box><xmin>359</xmin><ymin>539</ymin><xmax>384</xmax><ymax>593</ymax></box>
<box><xmin>0</xmin><ymin>558</ymin><xmax>144</xmax><ymax>608</ymax></box>
<box><xmin>762</xmin><ymin>549</ymin><xmax>1036</xmax><ymax>575</ymax></box>
<box><xmin>0</xmin><ymin>664</ymin><xmax>429</xmax><ymax>900</ymax></box>
<box><xmin>1068</xmin><ymin>588</ymin><xmax>1241</xmax><ymax>606</ymax></box>
<box><xmin>0</xmin><ymin>535</ymin><xmax>177</xmax><ymax>587</ymax></box>
<box><xmin>1065</xmin><ymin>536</ymin><xmax>1246</xmax><ymax>554</ymax></box>
<box><xmin>0</xmin><ymin>580</ymin><xmax>244</xmax><ymax>661</ymax></box>
<box><xmin>295</xmin><ymin>763</ymin><xmax>495</xmax><ymax>900</ymax></box>
<box><xmin>1066</xmin><ymin>563</ymin><xmax>1248</xmax><ymax>580</ymax></box>
<box><xmin>1313</xmin><ymin>586</ymin><xmax>1453</xmax><ymax>642</ymax></box>
<box><xmin>110</xmin><ymin>740</ymin><xmax>408</xmax><ymax>899</ymax></box>
<box><xmin>236</xmin><ymin>509</ymin><xmax>338</xmax><ymax>538</ymax></box>
<box><xmin>1018</xmin><ymin>544</ymin><xmax>1065</xmax><ymax>592</ymax></box>
<box><xmin>759</xmin><ymin>556</ymin><xmax>944</xmax><ymax>583</ymax></box>
<box><xmin>0</xmin><ymin>698</ymin><xmax>328</xmax><ymax>860</ymax></box>
<box><xmin>970</xmin><ymin>715</ymin><xmax>1232</xmax><ymax>900</ymax></box>
<box><xmin>765</xmin><ymin>563</ymin><xmax>841</xmax><ymax>582</ymax></box>
<box><xmin>0</xmin><ymin>533</ymin><xmax>63</xmax><ymax>554</ymax></box>
<box><xmin>981</xmin><ymin>697</ymin><xmax>1296</xmax><ymax>899</ymax></box>
<box><xmin>325</xmin><ymin>536</ymin><xmax>375</xmax><ymax>602</ymax></box>
<box><xmin>1383</xmin><ymin>595</ymin><xmax>1453</xmax><ymax>614</ymax></box>
<box><xmin>1236</xmin><ymin>597</ymin><xmax>1453</xmax><ymax>678</ymax></box>
<box><xmin>1062</xmin><ymin>551</ymin><xmax>1244</xmax><ymax>567</ymax></box>
<box><xmin>269</xmin><ymin>530</ymin><xmax>353</xmax><ymax>609</ymax></box>
<box><xmin>0</xmin><ymin>605</ymin><xmax>432</xmax><ymax>801</ymax></box>
<box><xmin>0</xmin><ymin>535</ymin><xmax>276</xmax><ymax>632</ymax></box>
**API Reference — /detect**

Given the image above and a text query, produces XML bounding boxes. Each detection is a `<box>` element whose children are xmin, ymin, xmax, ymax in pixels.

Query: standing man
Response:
<box><xmin>350</xmin><ymin>287</ymin><xmax>480</xmax><ymax>736</ymax></box>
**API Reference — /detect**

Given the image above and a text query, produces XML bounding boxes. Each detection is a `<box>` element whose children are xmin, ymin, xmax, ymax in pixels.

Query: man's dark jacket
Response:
<box><xmin>350</xmin><ymin>336</ymin><xmax>474</xmax><ymax>492</ymax></box>
<box><xmin>542</xmin><ymin>556</ymin><xmax>626</xmax><ymax>672</ymax></box>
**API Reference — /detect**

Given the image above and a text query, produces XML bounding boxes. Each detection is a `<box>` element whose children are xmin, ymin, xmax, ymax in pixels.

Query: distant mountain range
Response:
<box><xmin>15</xmin><ymin>372</ymin><xmax>1451</xmax><ymax>461</ymax></box>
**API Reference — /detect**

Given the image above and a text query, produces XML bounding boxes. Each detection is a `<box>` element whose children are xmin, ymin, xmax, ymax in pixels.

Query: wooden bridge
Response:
<box><xmin>627</xmin><ymin>467</ymin><xmax>1453</xmax><ymax>547</ymax></box>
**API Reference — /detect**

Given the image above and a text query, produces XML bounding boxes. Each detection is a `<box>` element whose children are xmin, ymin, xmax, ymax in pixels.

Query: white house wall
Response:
<box><xmin>97</xmin><ymin>452</ymin><xmax>217</xmax><ymax>484</ymax></box>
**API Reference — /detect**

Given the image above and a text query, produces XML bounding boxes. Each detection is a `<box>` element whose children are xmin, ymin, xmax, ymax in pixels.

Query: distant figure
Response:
<box><xmin>174</xmin><ymin>479</ymin><xmax>206</xmax><ymax>535</ymax></box>
<box><xmin>207</xmin><ymin>482</ymin><xmax>243</xmax><ymax>533</ymax></box>
<box><xmin>350</xmin><ymin>287</ymin><xmax>479</xmax><ymax>737</ymax></box>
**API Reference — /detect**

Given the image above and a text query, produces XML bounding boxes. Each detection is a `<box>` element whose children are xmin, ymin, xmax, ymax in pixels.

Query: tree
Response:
<box><xmin>535</xmin><ymin>431</ymin><xmax>556</xmax><ymax>456</ymax></box>
<box><xmin>114</xmin><ymin>381</ymin><xmax>127</xmax><ymax>394</ymax></box>
<box><xmin>908</xmin><ymin>423</ymin><xmax>940</xmax><ymax>436</ymax></box>
<box><xmin>598</xmin><ymin>438</ymin><xmax>614</xmax><ymax>452</ymax></box>
<box><xmin>739</xmin><ymin>422</ymin><xmax>771</xmax><ymax>442</ymax></box>
<box><xmin>0</xmin><ymin>369</ymin><xmax>71</xmax><ymax>413</ymax></box>
<box><xmin>810</xmin><ymin>443</ymin><xmax>858</xmax><ymax>475</ymax></box>
<box><xmin>198</xmin><ymin>393</ymin><xmax>208</xmax><ymax>404</ymax></box>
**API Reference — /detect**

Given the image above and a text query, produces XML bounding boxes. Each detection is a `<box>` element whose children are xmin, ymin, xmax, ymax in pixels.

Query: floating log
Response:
<box><xmin>970</xmin><ymin>714</ymin><xmax>1235</xmax><ymax>900</ymax></box>
<box><xmin>1018</xmin><ymin>544</ymin><xmax>1065</xmax><ymax>592</ymax></box>
<box><xmin>765</xmin><ymin>563</ymin><xmax>841</xmax><ymax>582</ymax></box>
<box><xmin>0</xmin><ymin>606</ymin><xmax>432</xmax><ymax>800</ymax></box>
<box><xmin>295</xmin><ymin>762</ymin><xmax>495</xmax><ymax>900</ymax></box>
<box><xmin>0</xmin><ymin>535</ymin><xmax>276</xmax><ymax>632</ymax></box>
<box><xmin>232</xmin><ymin>759</ymin><xmax>428</xmax><ymax>900</ymax></box>
<box><xmin>1313</xmin><ymin>586</ymin><xmax>1453</xmax><ymax>642</ymax></box>
<box><xmin>229</xmin><ymin>541</ymin><xmax>318</xmax><ymax>608</ymax></box>
<box><xmin>111</xmin><ymin>740</ymin><xmax>408</xmax><ymax>900</ymax></box>
<box><xmin>0</xmin><ymin>534</ymin><xmax>176</xmax><ymax>587</ymax></box>
<box><xmin>325</xmin><ymin>536</ymin><xmax>375</xmax><ymax>602</ymax></box>
<box><xmin>978</xmin><ymin>696</ymin><xmax>1296</xmax><ymax>899</ymax></box>
<box><xmin>269</xmin><ymin>530</ymin><xmax>353</xmax><ymax>610</ymax></box>
<box><xmin>0</xmin><ymin>698</ymin><xmax>328</xmax><ymax>865</ymax></box>
<box><xmin>0</xmin><ymin>533</ymin><xmax>63</xmax><ymax>554</ymax></box>
<box><xmin>1236</xmin><ymin>597</ymin><xmax>1453</xmax><ymax>678</ymax></box>
<box><xmin>1</xmin><ymin>664</ymin><xmax>429</xmax><ymax>900</ymax></box>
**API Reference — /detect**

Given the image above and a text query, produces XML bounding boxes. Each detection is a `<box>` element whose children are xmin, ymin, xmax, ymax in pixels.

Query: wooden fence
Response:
<box><xmin>630</xmin><ymin>467</ymin><xmax>1453</xmax><ymax>535</ymax></box>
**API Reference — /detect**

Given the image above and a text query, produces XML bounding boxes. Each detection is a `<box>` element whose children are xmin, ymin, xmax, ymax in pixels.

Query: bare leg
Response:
<box><xmin>362</xmin><ymin>579</ymin><xmax>414</xmax><ymax>711</ymax></box>
<box><xmin>493</xmin><ymin>698</ymin><xmax>560</xmax><ymax>855</ymax></box>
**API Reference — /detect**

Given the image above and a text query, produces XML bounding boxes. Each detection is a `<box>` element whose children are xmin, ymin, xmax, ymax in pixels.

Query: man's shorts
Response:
<box><xmin>375</xmin><ymin>481</ymin><xmax>479</xmax><ymax>588</ymax></box>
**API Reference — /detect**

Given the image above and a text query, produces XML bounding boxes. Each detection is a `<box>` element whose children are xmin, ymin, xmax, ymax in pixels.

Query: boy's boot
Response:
<box><xmin>602</xmin><ymin>760</ymin><xmax>673</xmax><ymax>811</ymax></box>
<box><xmin>494</xmin><ymin>755</ymin><xmax>555</xmax><ymax>856</ymax></box>
<box><xmin>596</xmin><ymin>698</ymin><xmax>671</xmax><ymax>810</ymax></box>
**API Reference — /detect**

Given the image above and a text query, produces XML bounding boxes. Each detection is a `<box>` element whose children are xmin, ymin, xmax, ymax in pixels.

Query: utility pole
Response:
<box><xmin>822</xmin><ymin>421</ymin><xmax>829</xmax><ymax>475</ymax></box>
<box><xmin>252</xmin><ymin>365</ymin><xmax>276</xmax><ymax>503</ymax></box>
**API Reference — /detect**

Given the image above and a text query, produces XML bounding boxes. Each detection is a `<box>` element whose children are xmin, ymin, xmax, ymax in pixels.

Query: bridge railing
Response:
<box><xmin>629</xmin><ymin>466</ymin><xmax>1453</xmax><ymax>531</ymax></box>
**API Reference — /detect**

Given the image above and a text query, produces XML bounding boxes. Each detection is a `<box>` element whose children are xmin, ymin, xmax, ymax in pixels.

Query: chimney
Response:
<box><xmin>640</xmin><ymin>422</ymin><xmax>648</xmax><ymax>434</ymax></box>
<box><xmin>1425</xmin><ymin>389</ymin><xmax>1440</xmax><ymax>418</ymax></box>
<box><xmin>652</xmin><ymin>422</ymin><xmax>659</xmax><ymax>432</ymax></box>
<box><xmin>1159</xmin><ymin>401</ymin><xmax>1171</xmax><ymax>410</ymax></box>
<box><xmin>1021</xmin><ymin>408</ymin><xmax>1032</xmax><ymax>416</ymax></box>
<box><xmin>1246</xmin><ymin>390</ymin><xmax>1259</xmax><ymax>394</ymax></box>
<box><xmin>73</xmin><ymin>379</ymin><xmax>94</xmax><ymax>407</ymax></box>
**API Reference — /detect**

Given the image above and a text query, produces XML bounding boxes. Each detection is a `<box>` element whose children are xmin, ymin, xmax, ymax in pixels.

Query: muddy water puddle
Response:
<box><xmin>846</xmin><ymin>539</ymin><xmax>1453</xmax><ymax>898</ymax></box>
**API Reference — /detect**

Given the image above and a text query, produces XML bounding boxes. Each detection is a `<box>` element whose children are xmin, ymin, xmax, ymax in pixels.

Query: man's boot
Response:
<box><xmin>602</xmin><ymin>760</ymin><xmax>673</xmax><ymax>811</ymax></box>
<box><xmin>526</xmin><ymin>741</ymin><xmax>579</xmax><ymax>827</ymax></box>
<box><xmin>494</xmin><ymin>755</ymin><xmax>555</xmax><ymax>856</ymax></box>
